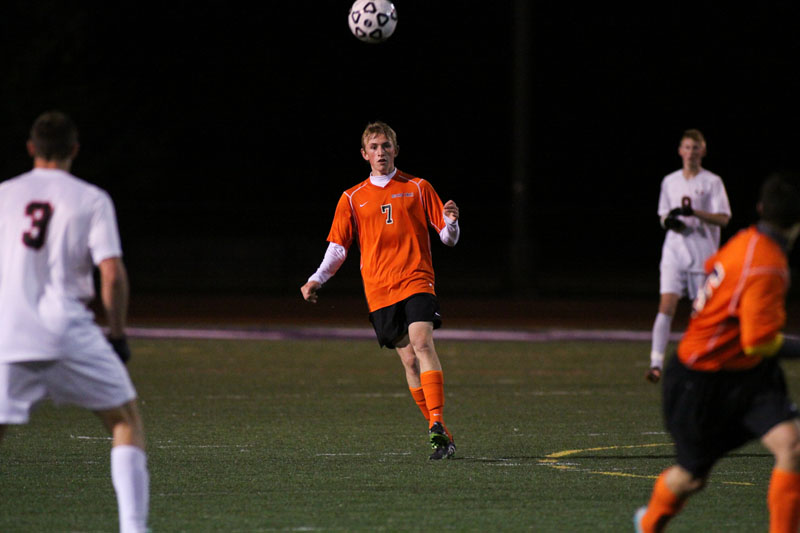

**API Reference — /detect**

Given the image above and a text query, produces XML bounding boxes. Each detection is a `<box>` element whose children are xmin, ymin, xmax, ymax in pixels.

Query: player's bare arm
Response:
<box><xmin>99</xmin><ymin>257</ymin><xmax>128</xmax><ymax>338</ymax></box>
<box><xmin>692</xmin><ymin>210</ymin><xmax>730</xmax><ymax>227</ymax></box>
<box><xmin>301</xmin><ymin>280</ymin><xmax>321</xmax><ymax>303</ymax></box>
<box><xmin>444</xmin><ymin>200</ymin><xmax>459</xmax><ymax>221</ymax></box>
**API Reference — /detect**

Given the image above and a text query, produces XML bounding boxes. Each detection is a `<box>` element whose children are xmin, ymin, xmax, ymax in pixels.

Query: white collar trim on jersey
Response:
<box><xmin>31</xmin><ymin>167</ymin><xmax>70</xmax><ymax>177</ymax></box>
<box><xmin>369</xmin><ymin>168</ymin><xmax>397</xmax><ymax>188</ymax></box>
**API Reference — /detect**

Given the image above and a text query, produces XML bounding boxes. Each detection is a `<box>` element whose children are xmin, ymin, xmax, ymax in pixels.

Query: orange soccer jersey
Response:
<box><xmin>326</xmin><ymin>170</ymin><xmax>449</xmax><ymax>312</ymax></box>
<box><xmin>678</xmin><ymin>226</ymin><xmax>790</xmax><ymax>371</ymax></box>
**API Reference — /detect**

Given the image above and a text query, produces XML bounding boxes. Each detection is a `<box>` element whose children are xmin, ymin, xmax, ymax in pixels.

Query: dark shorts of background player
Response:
<box><xmin>369</xmin><ymin>293</ymin><xmax>442</xmax><ymax>349</ymax></box>
<box><xmin>662</xmin><ymin>354</ymin><xmax>799</xmax><ymax>478</ymax></box>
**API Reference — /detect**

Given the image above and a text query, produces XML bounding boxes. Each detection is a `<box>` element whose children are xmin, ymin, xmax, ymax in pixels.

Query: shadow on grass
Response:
<box><xmin>457</xmin><ymin>452</ymin><xmax>772</xmax><ymax>463</ymax></box>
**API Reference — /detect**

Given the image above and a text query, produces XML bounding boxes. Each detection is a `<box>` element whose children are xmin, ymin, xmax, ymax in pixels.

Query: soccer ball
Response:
<box><xmin>348</xmin><ymin>0</ymin><xmax>397</xmax><ymax>44</ymax></box>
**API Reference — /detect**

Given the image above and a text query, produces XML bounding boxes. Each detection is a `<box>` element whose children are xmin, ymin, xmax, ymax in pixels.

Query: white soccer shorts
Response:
<box><xmin>659</xmin><ymin>264</ymin><xmax>706</xmax><ymax>300</ymax></box>
<box><xmin>0</xmin><ymin>327</ymin><xmax>137</xmax><ymax>424</ymax></box>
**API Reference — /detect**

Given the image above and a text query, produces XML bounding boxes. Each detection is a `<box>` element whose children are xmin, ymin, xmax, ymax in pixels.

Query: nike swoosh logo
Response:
<box><xmin>360</xmin><ymin>202</ymin><xmax>369</xmax><ymax>207</ymax></box>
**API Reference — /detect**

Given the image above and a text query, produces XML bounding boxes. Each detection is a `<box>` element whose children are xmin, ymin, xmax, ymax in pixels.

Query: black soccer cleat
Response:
<box><xmin>429</xmin><ymin>444</ymin><xmax>449</xmax><ymax>460</ymax></box>
<box><xmin>445</xmin><ymin>441</ymin><xmax>456</xmax><ymax>459</ymax></box>
<box><xmin>428</xmin><ymin>422</ymin><xmax>455</xmax><ymax>460</ymax></box>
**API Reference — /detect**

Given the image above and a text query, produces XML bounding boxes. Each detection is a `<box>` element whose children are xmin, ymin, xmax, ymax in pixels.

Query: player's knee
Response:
<box><xmin>667</xmin><ymin>466</ymin><xmax>707</xmax><ymax>496</ymax></box>
<box><xmin>777</xmin><ymin>437</ymin><xmax>800</xmax><ymax>467</ymax></box>
<box><xmin>410</xmin><ymin>338</ymin><xmax>434</xmax><ymax>356</ymax></box>
<box><xmin>97</xmin><ymin>401</ymin><xmax>144</xmax><ymax>440</ymax></box>
<box><xmin>408</xmin><ymin>329</ymin><xmax>435</xmax><ymax>355</ymax></box>
<box><xmin>674</xmin><ymin>475</ymin><xmax>706</xmax><ymax>496</ymax></box>
<box><xmin>686</xmin><ymin>475</ymin><xmax>707</xmax><ymax>493</ymax></box>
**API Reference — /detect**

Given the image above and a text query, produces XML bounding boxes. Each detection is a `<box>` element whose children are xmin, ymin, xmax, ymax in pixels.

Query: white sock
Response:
<box><xmin>650</xmin><ymin>312</ymin><xmax>673</xmax><ymax>369</ymax></box>
<box><xmin>111</xmin><ymin>445</ymin><xmax>149</xmax><ymax>533</ymax></box>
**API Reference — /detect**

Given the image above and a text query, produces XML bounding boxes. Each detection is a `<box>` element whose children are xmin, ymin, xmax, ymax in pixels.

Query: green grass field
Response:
<box><xmin>1</xmin><ymin>335</ymin><xmax>795</xmax><ymax>532</ymax></box>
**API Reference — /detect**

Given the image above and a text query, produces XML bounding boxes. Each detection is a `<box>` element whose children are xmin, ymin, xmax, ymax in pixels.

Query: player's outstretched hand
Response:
<box><xmin>301</xmin><ymin>281</ymin><xmax>321</xmax><ymax>303</ymax></box>
<box><xmin>645</xmin><ymin>367</ymin><xmax>661</xmax><ymax>383</ymax></box>
<box><xmin>444</xmin><ymin>200</ymin><xmax>459</xmax><ymax>222</ymax></box>
<box><xmin>108</xmin><ymin>336</ymin><xmax>131</xmax><ymax>364</ymax></box>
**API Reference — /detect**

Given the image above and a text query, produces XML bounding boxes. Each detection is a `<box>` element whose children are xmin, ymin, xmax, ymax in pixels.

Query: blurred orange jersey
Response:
<box><xmin>327</xmin><ymin>170</ymin><xmax>448</xmax><ymax>312</ymax></box>
<box><xmin>678</xmin><ymin>226</ymin><xmax>790</xmax><ymax>371</ymax></box>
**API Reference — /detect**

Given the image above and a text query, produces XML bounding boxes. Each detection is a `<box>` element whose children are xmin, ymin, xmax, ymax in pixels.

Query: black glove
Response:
<box><xmin>664</xmin><ymin>216</ymin><xmax>686</xmax><ymax>232</ymax></box>
<box><xmin>108</xmin><ymin>336</ymin><xmax>131</xmax><ymax>364</ymax></box>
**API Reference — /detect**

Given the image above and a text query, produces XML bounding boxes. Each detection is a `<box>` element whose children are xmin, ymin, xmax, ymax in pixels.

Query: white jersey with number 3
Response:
<box><xmin>0</xmin><ymin>168</ymin><xmax>122</xmax><ymax>362</ymax></box>
<box><xmin>658</xmin><ymin>168</ymin><xmax>731</xmax><ymax>273</ymax></box>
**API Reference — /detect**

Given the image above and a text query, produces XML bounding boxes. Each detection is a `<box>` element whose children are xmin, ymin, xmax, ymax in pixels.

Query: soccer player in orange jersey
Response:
<box><xmin>635</xmin><ymin>174</ymin><xmax>800</xmax><ymax>533</ymax></box>
<box><xmin>300</xmin><ymin>121</ymin><xmax>460</xmax><ymax>460</ymax></box>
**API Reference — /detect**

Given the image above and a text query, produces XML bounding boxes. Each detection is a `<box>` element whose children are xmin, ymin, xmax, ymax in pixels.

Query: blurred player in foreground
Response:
<box><xmin>635</xmin><ymin>173</ymin><xmax>800</xmax><ymax>533</ymax></box>
<box><xmin>0</xmin><ymin>112</ymin><xmax>149</xmax><ymax>532</ymax></box>
<box><xmin>647</xmin><ymin>129</ymin><xmax>731</xmax><ymax>382</ymax></box>
<box><xmin>301</xmin><ymin>121</ymin><xmax>460</xmax><ymax>460</ymax></box>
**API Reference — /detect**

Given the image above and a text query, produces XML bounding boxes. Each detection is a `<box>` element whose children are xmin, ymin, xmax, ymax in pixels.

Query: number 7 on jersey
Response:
<box><xmin>381</xmin><ymin>203</ymin><xmax>393</xmax><ymax>224</ymax></box>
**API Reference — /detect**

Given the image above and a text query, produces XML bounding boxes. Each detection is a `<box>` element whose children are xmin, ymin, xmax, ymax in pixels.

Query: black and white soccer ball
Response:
<box><xmin>348</xmin><ymin>0</ymin><xmax>397</xmax><ymax>44</ymax></box>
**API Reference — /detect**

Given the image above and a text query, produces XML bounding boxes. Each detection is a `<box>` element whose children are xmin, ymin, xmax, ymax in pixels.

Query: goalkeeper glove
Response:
<box><xmin>645</xmin><ymin>367</ymin><xmax>661</xmax><ymax>383</ymax></box>
<box><xmin>663</xmin><ymin>215</ymin><xmax>686</xmax><ymax>232</ymax></box>
<box><xmin>108</xmin><ymin>336</ymin><xmax>131</xmax><ymax>364</ymax></box>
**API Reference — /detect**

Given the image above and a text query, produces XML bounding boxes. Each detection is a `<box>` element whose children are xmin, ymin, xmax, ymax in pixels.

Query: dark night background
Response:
<box><xmin>2</xmin><ymin>1</ymin><xmax>800</xmax><ymax>313</ymax></box>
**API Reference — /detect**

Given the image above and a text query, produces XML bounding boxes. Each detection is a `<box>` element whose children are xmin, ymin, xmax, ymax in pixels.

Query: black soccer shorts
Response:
<box><xmin>368</xmin><ymin>293</ymin><xmax>442</xmax><ymax>349</ymax></box>
<box><xmin>662</xmin><ymin>355</ymin><xmax>799</xmax><ymax>478</ymax></box>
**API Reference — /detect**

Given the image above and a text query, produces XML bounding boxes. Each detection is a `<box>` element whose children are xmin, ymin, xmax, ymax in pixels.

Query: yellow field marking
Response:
<box><xmin>540</xmin><ymin>443</ymin><xmax>754</xmax><ymax>486</ymax></box>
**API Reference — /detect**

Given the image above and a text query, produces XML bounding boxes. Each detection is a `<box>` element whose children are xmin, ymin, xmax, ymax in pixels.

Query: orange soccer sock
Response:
<box><xmin>420</xmin><ymin>370</ymin><xmax>445</xmax><ymax>429</ymax></box>
<box><xmin>768</xmin><ymin>468</ymin><xmax>800</xmax><ymax>533</ymax></box>
<box><xmin>641</xmin><ymin>471</ymin><xmax>686</xmax><ymax>533</ymax></box>
<box><xmin>409</xmin><ymin>386</ymin><xmax>430</xmax><ymax>422</ymax></box>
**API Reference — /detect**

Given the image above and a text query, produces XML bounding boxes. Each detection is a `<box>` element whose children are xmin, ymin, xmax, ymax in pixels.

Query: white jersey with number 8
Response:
<box><xmin>658</xmin><ymin>168</ymin><xmax>731</xmax><ymax>274</ymax></box>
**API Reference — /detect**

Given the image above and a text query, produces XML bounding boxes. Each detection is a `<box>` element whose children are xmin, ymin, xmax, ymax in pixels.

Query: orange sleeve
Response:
<box><xmin>420</xmin><ymin>180</ymin><xmax>446</xmax><ymax>232</ymax></box>
<box><xmin>739</xmin><ymin>272</ymin><xmax>786</xmax><ymax>352</ymax></box>
<box><xmin>326</xmin><ymin>193</ymin><xmax>355</xmax><ymax>249</ymax></box>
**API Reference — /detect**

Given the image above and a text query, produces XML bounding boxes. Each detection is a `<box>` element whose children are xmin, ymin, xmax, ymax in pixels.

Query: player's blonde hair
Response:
<box><xmin>681</xmin><ymin>128</ymin><xmax>706</xmax><ymax>147</ymax></box>
<box><xmin>361</xmin><ymin>121</ymin><xmax>399</xmax><ymax>155</ymax></box>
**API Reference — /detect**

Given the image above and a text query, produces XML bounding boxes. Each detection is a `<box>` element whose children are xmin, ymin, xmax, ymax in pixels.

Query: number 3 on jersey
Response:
<box><xmin>22</xmin><ymin>202</ymin><xmax>54</xmax><ymax>250</ymax></box>
<box><xmin>692</xmin><ymin>262</ymin><xmax>725</xmax><ymax>315</ymax></box>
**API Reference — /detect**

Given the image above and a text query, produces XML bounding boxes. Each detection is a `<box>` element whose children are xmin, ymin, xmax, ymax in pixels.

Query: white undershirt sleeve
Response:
<box><xmin>439</xmin><ymin>216</ymin><xmax>460</xmax><ymax>247</ymax></box>
<box><xmin>308</xmin><ymin>242</ymin><xmax>348</xmax><ymax>285</ymax></box>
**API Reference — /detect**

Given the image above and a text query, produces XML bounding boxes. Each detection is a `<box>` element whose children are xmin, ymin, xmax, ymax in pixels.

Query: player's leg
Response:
<box><xmin>395</xmin><ymin>341</ymin><xmax>422</xmax><ymax>387</ymax></box>
<box><xmin>406</xmin><ymin>320</ymin><xmax>455</xmax><ymax>459</ymax></box>
<box><xmin>0</xmin><ymin>361</ymin><xmax>51</xmax><ymax>440</ymax></box>
<box><xmin>96</xmin><ymin>399</ymin><xmax>146</xmax><ymax>449</ymax></box>
<box><xmin>761</xmin><ymin>419</ymin><xmax>800</xmax><ymax>533</ymax></box>
<box><xmin>637</xmin><ymin>355</ymin><xmax>713</xmax><ymax>531</ymax></box>
<box><xmin>636</xmin><ymin>465</ymin><xmax>706</xmax><ymax>532</ymax></box>
<box><xmin>407</xmin><ymin>320</ymin><xmax>445</xmax><ymax>426</ymax></box>
<box><xmin>649</xmin><ymin>258</ymin><xmax>686</xmax><ymax>382</ymax></box>
<box><xmin>395</xmin><ymin>342</ymin><xmax>429</xmax><ymax>422</ymax></box>
<box><xmin>96</xmin><ymin>401</ymin><xmax>149</xmax><ymax>533</ymax></box>
<box><xmin>400</xmin><ymin>294</ymin><xmax>446</xmax><ymax>429</ymax></box>
<box><xmin>53</xmin><ymin>326</ymin><xmax>149</xmax><ymax>533</ymax></box>
<box><xmin>648</xmin><ymin>292</ymin><xmax>680</xmax><ymax>382</ymax></box>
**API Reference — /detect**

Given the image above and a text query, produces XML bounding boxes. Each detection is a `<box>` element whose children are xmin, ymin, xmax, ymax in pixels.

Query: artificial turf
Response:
<box><xmin>1</xmin><ymin>336</ymin><xmax>792</xmax><ymax>531</ymax></box>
